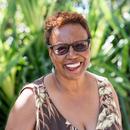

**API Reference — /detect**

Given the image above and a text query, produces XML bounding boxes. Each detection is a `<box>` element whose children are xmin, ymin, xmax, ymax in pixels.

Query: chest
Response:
<box><xmin>50</xmin><ymin>90</ymin><xmax>99</xmax><ymax>130</ymax></box>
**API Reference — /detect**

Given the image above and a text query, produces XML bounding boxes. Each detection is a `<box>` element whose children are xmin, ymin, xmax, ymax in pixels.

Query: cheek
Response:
<box><xmin>50</xmin><ymin>55</ymin><xmax>56</xmax><ymax>66</ymax></box>
<box><xmin>82</xmin><ymin>49</ymin><xmax>91</xmax><ymax>59</ymax></box>
<box><xmin>86</xmin><ymin>50</ymin><xmax>91</xmax><ymax>67</ymax></box>
<box><xmin>87</xmin><ymin>50</ymin><xmax>91</xmax><ymax>59</ymax></box>
<box><xmin>49</xmin><ymin>50</ymin><xmax>54</xmax><ymax>63</ymax></box>
<box><xmin>49</xmin><ymin>53</ymin><xmax>64</xmax><ymax>67</ymax></box>
<box><xmin>86</xmin><ymin>50</ymin><xmax>91</xmax><ymax>64</ymax></box>
<box><xmin>81</xmin><ymin>49</ymin><xmax>91</xmax><ymax>66</ymax></box>
<box><xmin>49</xmin><ymin>49</ymin><xmax>57</xmax><ymax>66</ymax></box>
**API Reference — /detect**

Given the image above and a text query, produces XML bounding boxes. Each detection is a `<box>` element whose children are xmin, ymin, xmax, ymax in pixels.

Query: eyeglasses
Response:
<box><xmin>48</xmin><ymin>39</ymin><xmax>90</xmax><ymax>55</ymax></box>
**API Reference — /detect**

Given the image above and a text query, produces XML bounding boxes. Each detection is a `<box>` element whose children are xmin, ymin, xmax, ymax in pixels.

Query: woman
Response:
<box><xmin>5</xmin><ymin>11</ymin><xmax>122</xmax><ymax>130</ymax></box>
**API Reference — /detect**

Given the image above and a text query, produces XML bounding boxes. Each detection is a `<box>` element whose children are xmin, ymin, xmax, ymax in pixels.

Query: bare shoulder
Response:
<box><xmin>5</xmin><ymin>83</ymin><xmax>36</xmax><ymax>130</ymax></box>
<box><xmin>88</xmin><ymin>71</ymin><xmax>120</xmax><ymax>103</ymax></box>
<box><xmin>101</xmin><ymin>77</ymin><xmax>123</xmax><ymax>128</ymax></box>
<box><xmin>88</xmin><ymin>72</ymin><xmax>122</xmax><ymax>127</ymax></box>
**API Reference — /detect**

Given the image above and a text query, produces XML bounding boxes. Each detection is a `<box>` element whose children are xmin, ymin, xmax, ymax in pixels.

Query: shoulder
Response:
<box><xmin>5</xmin><ymin>76</ymin><xmax>45</xmax><ymax>130</ymax></box>
<box><xmin>87</xmin><ymin>72</ymin><xmax>112</xmax><ymax>86</ymax></box>
<box><xmin>87</xmin><ymin>72</ymin><xmax>107</xmax><ymax>82</ymax></box>
<box><xmin>5</xmin><ymin>83</ymin><xmax>36</xmax><ymax>130</ymax></box>
<box><xmin>89</xmin><ymin>72</ymin><xmax>122</xmax><ymax>127</ymax></box>
<box><xmin>89</xmin><ymin>72</ymin><xmax>118</xmax><ymax>98</ymax></box>
<box><xmin>13</xmin><ymin>83</ymin><xmax>36</xmax><ymax>117</ymax></box>
<box><xmin>20</xmin><ymin>76</ymin><xmax>44</xmax><ymax>93</ymax></box>
<box><xmin>19</xmin><ymin>75</ymin><xmax>47</xmax><ymax>108</ymax></box>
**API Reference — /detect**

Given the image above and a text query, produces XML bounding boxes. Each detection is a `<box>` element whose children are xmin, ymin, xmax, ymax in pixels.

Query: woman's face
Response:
<box><xmin>49</xmin><ymin>23</ymin><xmax>90</xmax><ymax>80</ymax></box>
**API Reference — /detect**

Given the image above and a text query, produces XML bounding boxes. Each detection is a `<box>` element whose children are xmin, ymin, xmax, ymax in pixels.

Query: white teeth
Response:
<box><xmin>66</xmin><ymin>62</ymin><xmax>80</xmax><ymax>68</ymax></box>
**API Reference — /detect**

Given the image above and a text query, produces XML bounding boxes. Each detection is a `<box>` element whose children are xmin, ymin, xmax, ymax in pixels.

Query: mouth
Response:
<box><xmin>64</xmin><ymin>62</ymin><xmax>82</xmax><ymax>72</ymax></box>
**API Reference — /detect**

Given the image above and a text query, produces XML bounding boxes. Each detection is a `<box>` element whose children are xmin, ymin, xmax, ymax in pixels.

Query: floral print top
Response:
<box><xmin>21</xmin><ymin>75</ymin><xmax>122</xmax><ymax>130</ymax></box>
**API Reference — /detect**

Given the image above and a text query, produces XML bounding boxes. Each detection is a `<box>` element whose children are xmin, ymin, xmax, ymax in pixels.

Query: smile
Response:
<box><xmin>64</xmin><ymin>62</ymin><xmax>82</xmax><ymax>71</ymax></box>
<box><xmin>66</xmin><ymin>62</ymin><xmax>81</xmax><ymax>68</ymax></box>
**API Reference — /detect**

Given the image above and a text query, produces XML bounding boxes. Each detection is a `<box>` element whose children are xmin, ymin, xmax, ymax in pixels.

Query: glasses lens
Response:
<box><xmin>73</xmin><ymin>41</ymin><xmax>88</xmax><ymax>52</ymax></box>
<box><xmin>51</xmin><ymin>39</ymin><xmax>90</xmax><ymax>55</ymax></box>
<box><xmin>53</xmin><ymin>44</ymin><xmax>69</xmax><ymax>55</ymax></box>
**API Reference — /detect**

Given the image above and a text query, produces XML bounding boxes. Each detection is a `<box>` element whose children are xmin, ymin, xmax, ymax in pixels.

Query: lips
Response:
<box><xmin>64</xmin><ymin>62</ymin><xmax>82</xmax><ymax>71</ymax></box>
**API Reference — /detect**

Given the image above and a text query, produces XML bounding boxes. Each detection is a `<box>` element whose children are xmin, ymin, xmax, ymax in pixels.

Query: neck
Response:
<box><xmin>53</xmin><ymin>72</ymin><xmax>87</xmax><ymax>94</ymax></box>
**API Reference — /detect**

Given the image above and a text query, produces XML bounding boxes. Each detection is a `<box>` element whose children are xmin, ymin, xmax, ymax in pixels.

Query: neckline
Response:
<box><xmin>42</xmin><ymin>75</ymin><xmax>101</xmax><ymax>130</ymax></box>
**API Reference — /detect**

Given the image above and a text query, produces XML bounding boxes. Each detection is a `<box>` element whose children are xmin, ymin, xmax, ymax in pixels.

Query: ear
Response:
<box><xmin>49</xmin><ymin>49</ymin><xmax>55</xmax><ymax>64</ymax></box>
<box><xmin>48</xmin><ymin>48</ymin><xmax>52</xmax><ymax>57</ymax></box>
<box><xmin>89</xmin><ymin>43</ymin><xmax>91</xmax><ymax>50</ymax></box>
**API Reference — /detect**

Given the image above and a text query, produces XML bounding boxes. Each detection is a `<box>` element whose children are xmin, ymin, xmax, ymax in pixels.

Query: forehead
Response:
<box><xmin>50</xmin><ymin>23</ymin><xmax>88</xmax><ymax>44</ymax></box>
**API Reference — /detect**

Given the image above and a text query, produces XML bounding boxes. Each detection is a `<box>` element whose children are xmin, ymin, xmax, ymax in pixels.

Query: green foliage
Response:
<box><xmin>88</xmin><ymin>0</ymin><xmax>130</xmax><ymax>129</ymax></box>
<box><xmin>0</xmin><ymin>0</ymin><xmax>130</xmax><ymax>129</ymax></box>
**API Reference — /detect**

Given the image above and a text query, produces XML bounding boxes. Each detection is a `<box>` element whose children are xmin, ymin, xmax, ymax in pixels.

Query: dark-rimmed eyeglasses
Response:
<box><xmin>48</xmin><ymin>39</ymin><xmax>90</xmax><ymax>55</ymax></box>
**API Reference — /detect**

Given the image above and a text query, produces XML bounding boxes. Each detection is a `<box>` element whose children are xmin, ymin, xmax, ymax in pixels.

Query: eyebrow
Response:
<box><xmin>48</xmin><ymin>39</ymin><xmax>89</xmax><ymax>48</ymax></box>
<box><xmin>55</xmin><ymin>39</ymin><xmax>89</xmax><ymax>44</ymax></box>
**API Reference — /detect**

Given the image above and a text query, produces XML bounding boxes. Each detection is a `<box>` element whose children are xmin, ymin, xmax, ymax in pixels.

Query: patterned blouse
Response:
<box><xmin>21</xmin><ymin>75</ymin><xmax>122</xmax><ymax>130</ymax></box>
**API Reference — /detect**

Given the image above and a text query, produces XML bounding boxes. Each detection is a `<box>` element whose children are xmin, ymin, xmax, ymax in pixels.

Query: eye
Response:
<box><xmin>74</xmin><ymin>42</ymin><xmax>87</xmax><ymax>51</ymax></box>
<box><xmin>54</xmin><ymin>45</ymin><xmax>68</xmax><ymax>55</ymax></box>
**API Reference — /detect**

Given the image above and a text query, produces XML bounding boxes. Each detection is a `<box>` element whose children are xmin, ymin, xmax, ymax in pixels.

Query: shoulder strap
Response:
<box><xmin>20</xmin><ymin>83</ymin><xmax>34</xmax><ymax>94</ymax></box>
<box><xmin>96</xmin><ymin>77</ymin><xmax>122</xmax><ymax>130</ymax></box>
<box><xmin>33</xmin><ymin>76</ymin><xmax>44</xmax><ymax>87</ymax></box>
<box><xmin>20</xmin><ymin>76</ymin><xmax>44</xmax><ymax>94</ymax></box>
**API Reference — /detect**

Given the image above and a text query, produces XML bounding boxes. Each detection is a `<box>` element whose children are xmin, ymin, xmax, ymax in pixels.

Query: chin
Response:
<box><xmin>64</xmin><ymin>71</ymin><xmax>86</xmax><ymax>80</ymax></box>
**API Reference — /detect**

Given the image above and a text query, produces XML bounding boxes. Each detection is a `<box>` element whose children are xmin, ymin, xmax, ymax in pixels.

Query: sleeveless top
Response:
<box><xmin>21</xmin><ymin>75</ymin><xmax>122</xmax><ymax>130</ymax></box>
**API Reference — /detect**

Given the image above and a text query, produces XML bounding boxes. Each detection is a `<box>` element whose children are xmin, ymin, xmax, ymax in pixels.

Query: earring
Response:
<box><xmin>51</xmin><ymin>66</ymin><xmax>55</xmax><ymax>73</ymax></box>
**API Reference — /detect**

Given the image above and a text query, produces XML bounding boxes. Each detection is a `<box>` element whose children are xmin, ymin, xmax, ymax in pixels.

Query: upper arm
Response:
<box><xmin>5</xmin><ymin>87</ymin><xmax>36</xmax><ymax>130</ymax></box>
<box><xmin>106</xmin><ymin>80</ymin><xmax>123</xmax><ymax>128</ymax></box>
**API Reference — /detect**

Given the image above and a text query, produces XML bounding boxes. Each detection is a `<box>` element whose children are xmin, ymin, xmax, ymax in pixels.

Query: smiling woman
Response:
<box><xmin>48</xmin><ymin>23</ymin><xmax>91</xmax><ymax>80</ymax></box>
<box><xmin>5</xmin><ymin>11</ymin><xmax>122</xmax><ymax>130</ymax></box>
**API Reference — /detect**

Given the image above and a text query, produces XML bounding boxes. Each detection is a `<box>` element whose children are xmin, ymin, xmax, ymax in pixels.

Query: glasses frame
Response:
<box><xmin>48</xmin><ymin>38</ymin><xmax>91</xmax><ymax>55</ymax></box>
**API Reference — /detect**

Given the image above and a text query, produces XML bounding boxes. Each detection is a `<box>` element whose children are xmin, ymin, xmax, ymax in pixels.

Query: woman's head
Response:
<box><xmin>45</xmin><ymin>11</ymin><xmax>91</xmax><ymax>45</ymax></box>
<box><xmin>44</xmin><ymin>12</ymin><xmax>91</xmax><ymax>79</ymax></box>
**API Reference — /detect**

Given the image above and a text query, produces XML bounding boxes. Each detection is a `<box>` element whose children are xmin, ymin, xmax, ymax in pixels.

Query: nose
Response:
<box><xmin>67</xmin><ymin>46</ymin><xmax>77</xmax><ymax>58</ymax></box>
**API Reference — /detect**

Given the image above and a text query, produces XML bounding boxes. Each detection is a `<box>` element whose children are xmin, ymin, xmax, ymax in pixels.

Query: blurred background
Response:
<box><xmin>0</xmin><ymin>0</ymin><xmax>130</xmax><ymax>129</ymax></box>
